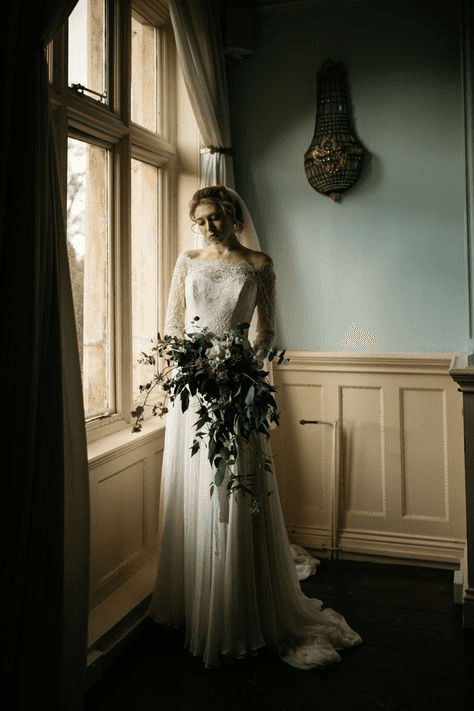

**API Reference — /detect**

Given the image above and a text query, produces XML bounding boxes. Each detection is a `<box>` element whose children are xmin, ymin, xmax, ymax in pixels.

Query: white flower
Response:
<box><xmin>205</xmin><ymin>341</ymin><xmax>230</xmax><ymax>362</ymax></box>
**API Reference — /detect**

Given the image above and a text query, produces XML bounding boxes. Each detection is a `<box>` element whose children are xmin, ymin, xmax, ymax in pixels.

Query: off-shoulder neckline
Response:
<box><xmin>181</xmin><ymin>253</ymin><xmax>271</xmax><ymax>272</ymax></box>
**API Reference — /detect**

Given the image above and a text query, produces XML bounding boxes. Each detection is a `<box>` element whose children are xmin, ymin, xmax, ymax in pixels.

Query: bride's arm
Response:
<box><xmin>254</xmin><ymin>259</ymin><xmax>276</xmax><ymax>360</ymax></box>
<box><xmin>164</xmin><ymin>254</ymin><xmax>188</xmax><ymax>338</ymax></box>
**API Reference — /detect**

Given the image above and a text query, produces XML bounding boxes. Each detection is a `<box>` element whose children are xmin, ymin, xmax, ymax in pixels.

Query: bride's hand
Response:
<box><xmin>254</xmin><ymin>347</ymin><xmax>267</xmax><ymax>370</ymax></box>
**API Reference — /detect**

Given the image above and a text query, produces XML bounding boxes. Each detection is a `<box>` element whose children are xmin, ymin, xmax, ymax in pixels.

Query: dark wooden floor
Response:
<box><xmin>85</xmin><ymin>560</ymin><xmax>474</xmax><ymax>711</ymax></box>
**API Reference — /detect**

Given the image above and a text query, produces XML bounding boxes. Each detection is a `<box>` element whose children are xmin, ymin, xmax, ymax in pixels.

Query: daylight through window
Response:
<box><xmin>67</xmin><ymin>136</ymin><xmax>112</xmax><ymax>419</ymax></box>
<box><xmin>50</xmin><ymin>0</ymin><xmax>176</xmax><ymax>434</ymax></box>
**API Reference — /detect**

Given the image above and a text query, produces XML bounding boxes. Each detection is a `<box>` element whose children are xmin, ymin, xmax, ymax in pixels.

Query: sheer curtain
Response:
<box><xmin>170</xmin><ymin>0</ymin><xmax>264</xmax><ymax>260</ymax></box>
<box><xmin>169</xmin><ymin>0</ymin><xmax>235</xmax><ymax>188</ymax></box>
<box><xmin>0</xmin><ymin>2</ymin><xmax>90</xmax><ymax>710</ymax></box>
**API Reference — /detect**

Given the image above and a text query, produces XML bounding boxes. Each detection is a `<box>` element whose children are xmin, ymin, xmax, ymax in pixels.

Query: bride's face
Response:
<box><xmin>194</xmin><ymin>201</ymin><xmax>234</xmax><ymax>245</ymax></box>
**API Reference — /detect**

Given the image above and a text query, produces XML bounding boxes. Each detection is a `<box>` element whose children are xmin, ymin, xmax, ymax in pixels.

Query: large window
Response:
<box><xmin>49</xmin><ymin>0</ymin><xmax>176</xmax><ymax>438</ymax></box>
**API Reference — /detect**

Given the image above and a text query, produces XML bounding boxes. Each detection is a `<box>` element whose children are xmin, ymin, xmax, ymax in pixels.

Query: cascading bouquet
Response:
<box><xmin>131</xmin><ymin>317</ymin><xmax>288</xmax><ymax>512</ymax></box>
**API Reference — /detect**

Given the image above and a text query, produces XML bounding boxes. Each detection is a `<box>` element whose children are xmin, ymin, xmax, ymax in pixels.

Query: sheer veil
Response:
<box><xmin>227</xmin><ymin>187</ymin><xmax>262</xmax><ymax>253</ymax></box>
<box><xmin>192</xmin><ymin>187</ymin><xmax>262</xmax><ymax>253</ymax></box>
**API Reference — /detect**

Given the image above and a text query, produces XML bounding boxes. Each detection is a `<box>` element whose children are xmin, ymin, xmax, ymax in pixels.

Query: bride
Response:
<box><xmin>148</xmin><ymin>185</ymin><xmax>361</xmax><ymax>669</ymax></box>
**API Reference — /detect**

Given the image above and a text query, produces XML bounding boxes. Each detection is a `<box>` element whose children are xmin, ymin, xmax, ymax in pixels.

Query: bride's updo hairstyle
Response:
<box><xmin>189</xmin><ymin>185</ymin><xmax>244</xmax><ymax>233</ymax></box>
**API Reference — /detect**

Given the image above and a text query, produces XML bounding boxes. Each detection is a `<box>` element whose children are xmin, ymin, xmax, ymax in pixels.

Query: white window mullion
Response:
<box><xmin>114</xmin><ymin>138</ymin><xmax>133</xmax><ymax>426</ymax></box>
<box><xmin>115</xmin><ymin>0</ymin><xmax>131</xmax><ymax>123</ymax></box>
<box><xmin>160</xmin><ymin>155</ymin><xmax>177</xmax><ymax>338</ymax></box>
<box><xmin>107</xmin><ymin>145</ymin><xmax>117</xmax><ymax>417</ymax></box>
<box><xmin>160</xmin><ymin>21</ymin><xmax>176</xmax><ymax>145</ymax></box>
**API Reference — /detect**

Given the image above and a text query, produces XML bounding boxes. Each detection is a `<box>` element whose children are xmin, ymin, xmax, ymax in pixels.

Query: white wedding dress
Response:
<box><xmin>148</xmin><ymin>253</ymin><xmax>361</xmax><ymax>669</ymax></box>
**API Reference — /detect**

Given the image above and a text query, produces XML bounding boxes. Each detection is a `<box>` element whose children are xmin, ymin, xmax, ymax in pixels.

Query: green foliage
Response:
<box><xmin>131</xmin><ymin>318</ymin><xmax>289</xmax><ymax>513</ymax></box>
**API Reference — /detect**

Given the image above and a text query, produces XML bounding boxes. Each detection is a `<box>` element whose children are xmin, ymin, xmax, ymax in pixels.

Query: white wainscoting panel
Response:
<box><xmin>341</xmin><ymin>385</ymin><xmax>385</xmax><ymax>518</ymax></box>
<box><xmin>271</xmin><ymin>352</ymin><xmax>466</xmax><ymax>572</ymax></box>
<box><xmin>274</xmin><ymin>382</ymin><xmax>327</xmax><ymax>528</ymax></box>
<box><xmin>400</xmin><ymin>388</ymin><xmax>449</xmax><ymax>521</ymax></box>
<box><xmin>87</xmin><ymin>425</ymin><xmax>165</xmax><ymax>646</ymax></box>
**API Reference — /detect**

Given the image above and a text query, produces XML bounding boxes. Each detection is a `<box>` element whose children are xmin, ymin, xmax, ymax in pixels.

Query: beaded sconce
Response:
<box><xmin>304</xmin><ymin>60</ymin><xmax>364</xmax><ymax>202</ymax></box>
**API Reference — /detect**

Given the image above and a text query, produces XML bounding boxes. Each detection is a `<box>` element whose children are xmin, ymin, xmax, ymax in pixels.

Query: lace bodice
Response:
<box><xmin>165</xmin><ymin>254</ymin><xmax>276</xmax><ymax>355</ymax></box>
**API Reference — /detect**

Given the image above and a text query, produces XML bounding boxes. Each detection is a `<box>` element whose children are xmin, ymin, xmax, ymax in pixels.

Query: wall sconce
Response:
<box><xmin>304</xmin><ymin>60</ymin><xmax>364</xmax><ymax>202</ymax></box>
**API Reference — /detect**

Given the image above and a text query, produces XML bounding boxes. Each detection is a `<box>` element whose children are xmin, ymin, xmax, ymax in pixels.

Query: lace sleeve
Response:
<box><xmin>254</xmin><ymin>260</ymin><xmax>276</xmax><ymax>357</ymax></box>
<box><xmin>164</xmin><ymin>253</ymin><xmax>188</xmax><ymax>337</ymax></box>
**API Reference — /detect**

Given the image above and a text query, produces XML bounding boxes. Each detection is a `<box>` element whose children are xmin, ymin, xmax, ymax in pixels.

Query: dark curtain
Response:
<box><xmin>0</xmin><ymin>1</ymin><xmax>90</xmax><ymax>709</ymax></box>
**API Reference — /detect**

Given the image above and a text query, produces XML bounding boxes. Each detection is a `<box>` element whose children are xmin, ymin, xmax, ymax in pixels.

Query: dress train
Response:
<box><xmin>148</xmin><ymin>396</ymin><xmax>361</xmax><ymax>670</ymax></box>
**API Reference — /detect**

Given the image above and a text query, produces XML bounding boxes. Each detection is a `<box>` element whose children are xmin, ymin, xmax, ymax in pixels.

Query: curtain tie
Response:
<box><xmin>200</xmin><ymin>146</ymin><xmax>233</xmax><ymax>156</ymax></box>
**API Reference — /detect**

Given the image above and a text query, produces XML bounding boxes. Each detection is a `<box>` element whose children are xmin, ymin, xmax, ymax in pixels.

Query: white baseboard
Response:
<box><xmin>288</xmin><ymin>525</ymin><xmax>466</xmax><ymax>573</ymax></box>
<box><xmin>88</xmin><ymin>559</ymin><xmax>157</xmax><ymax>647</ymax></box>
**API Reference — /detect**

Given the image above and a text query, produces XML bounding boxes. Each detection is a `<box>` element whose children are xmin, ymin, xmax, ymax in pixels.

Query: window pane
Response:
<box><xmin>67</xmin><ymin>137</ymin><xmax>112</xmax><ymax>419</ymax></box>
<box><xmin>131</xmin><ymin>12</ymin><xmax>159</xmax><ymax>132</ymax></box>
<box><xmin>131</xmin><ymin>159</ymin><xmax>159</xmax><ymax>404</ymax></box>
<box><xmin>69</xmin><ymin>0</ymin><xmax>108</xmax><ymax>103</ymax></box>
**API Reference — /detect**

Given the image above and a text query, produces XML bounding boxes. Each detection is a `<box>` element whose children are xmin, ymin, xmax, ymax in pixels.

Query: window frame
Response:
<box><xmin>49</xmin><ymin>0</ymin><xmax>177</xmax><ymax>442</ymax></box>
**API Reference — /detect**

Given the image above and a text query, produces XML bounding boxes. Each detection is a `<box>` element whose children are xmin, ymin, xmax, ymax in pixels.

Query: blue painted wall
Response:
<box><xmin>227</xmin><ymin>0</ymin><xmax>467</xmax><ymax>353</ymax></box>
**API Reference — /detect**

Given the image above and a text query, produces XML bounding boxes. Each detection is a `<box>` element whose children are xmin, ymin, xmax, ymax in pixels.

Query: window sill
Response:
<box><xmin>86</xmin><ymin>414</ymin><xmax>135</xmax><ymax>444</ymax></box>
<box><xmin>87</xmin><ymin>416</ymin><xmax>166</xmax><ymax>467</ymax></box>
